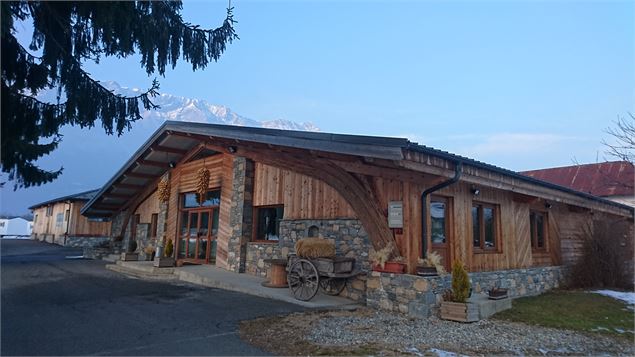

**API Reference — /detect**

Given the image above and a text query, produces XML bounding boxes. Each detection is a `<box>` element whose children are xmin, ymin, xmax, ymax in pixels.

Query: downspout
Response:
<box><xmin>421</xmin><ymin>162</ymin><xmax>463</xmax><ymax>258</ymax></box>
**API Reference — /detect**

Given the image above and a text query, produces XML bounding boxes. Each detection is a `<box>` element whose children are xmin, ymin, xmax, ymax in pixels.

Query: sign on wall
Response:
<box><xmin>388</xmin><ymin>201</ymin><xmax>403</xmax><ymax>228</ymax></box>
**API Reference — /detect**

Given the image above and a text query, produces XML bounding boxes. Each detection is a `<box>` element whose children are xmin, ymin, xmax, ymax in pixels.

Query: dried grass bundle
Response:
<box><xmin>196</xmin><ymin>168</ymin><xmax>210</xmax><ymax>204</ymax></box>
<box><xmin>158</xmin><ymin>178</ymin><xmax>170</xmax><ymax>203</ymax></box>
<box><xmin>295</xmin><ymin>238</ymin><xmax>336</xmax><ymax>258</ymax></box>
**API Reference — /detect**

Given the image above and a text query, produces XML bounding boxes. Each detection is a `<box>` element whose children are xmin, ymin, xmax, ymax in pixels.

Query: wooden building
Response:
<box><xmin>81</xmin><ymin>122</ymin><xmax>634</xmax><ymax>303</ymax></box>
<box><xmin>30</xmin><ymin>189</ymin><xmax>111</xmax><ymax>247</ymax></box>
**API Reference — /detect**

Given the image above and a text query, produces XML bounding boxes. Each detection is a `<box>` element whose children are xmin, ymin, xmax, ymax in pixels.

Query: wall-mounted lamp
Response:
<box><xmin>470</xmin><ymin>186</ymin><xmax>480</xmax><ymax>196</ymax></box>
<box><xmin>169</xmin><ymin>161</ymin><xmax>176</xmax><ymax>168</ymax></box>
<box><xmin>545</xmin><ymin>202</ymin><xmax>553</xmax><ymax>209</ymax></box>
<box><xmin>227</xmin><ymin>145</ymin><xmax>237</xmax><ymax>154</ymax></box>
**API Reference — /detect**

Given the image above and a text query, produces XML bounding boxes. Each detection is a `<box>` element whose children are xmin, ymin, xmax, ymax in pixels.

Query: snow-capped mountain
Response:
<box><xmin>103</xmin><ymin>81</ymin><xmax>319</xmax><ymax>131</ymax></box>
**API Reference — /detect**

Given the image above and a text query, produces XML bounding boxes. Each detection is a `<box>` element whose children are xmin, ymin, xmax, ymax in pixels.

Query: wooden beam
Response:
<box><xmin>151</xmin><ymin>145</ymin><xmax>188</xmax><ymax>155</ymax></box>
<box><xmin>112</xmin><ymin>183</ymin><xmax>145</xmax><ymax>190</ymax></box>
<box><xmin>124</xmin><ymin>172</ymin><xmax>158</xmax><ymax>180</ymax></box>
<box><xmin>92</xmin><ymin>203</ymin><xmax>121</xmax><ymax>209</ymax></box>
<box><xmin>104</xmin><ymin>192</ymin><xmax>133</xmax><ymax>199</ymax></box>
<box><xmin>136</xmin><ymin>159</ymin><xmax>170</xmax><ymax>168</ymax></box>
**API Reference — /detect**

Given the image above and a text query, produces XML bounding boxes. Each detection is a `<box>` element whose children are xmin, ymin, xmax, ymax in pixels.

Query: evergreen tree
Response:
<box><xmin>1</xmin><ymin>1</ymin><xmax>237</xmax><ymax>188</ymax></box>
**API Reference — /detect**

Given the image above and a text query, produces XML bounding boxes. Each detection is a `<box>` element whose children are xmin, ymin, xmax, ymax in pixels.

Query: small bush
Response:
<box><xmin>451</xmin><ymin>260</ymin><xmax>470</xmax><ymax>303</ymax></box>
<box><xmin>568</xmin><ymin>218</ymin><xmax>633</xmax><ymax>289</ymax></box>
<box><xmin>164</xmin><ymin>239</ymin><xmax>174</xmax><ymax>258</ymax></box>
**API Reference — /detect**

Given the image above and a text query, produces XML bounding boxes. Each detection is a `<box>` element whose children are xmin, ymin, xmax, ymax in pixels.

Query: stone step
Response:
<box><xmin>106</xmin><ymin>262</ymin><xmax>178</xmax><ymax>281</ymax></box>
<box><xmin>115</xmin><ymin>260</ymin><xmax>176</xmax><ymax>275</ymax></box>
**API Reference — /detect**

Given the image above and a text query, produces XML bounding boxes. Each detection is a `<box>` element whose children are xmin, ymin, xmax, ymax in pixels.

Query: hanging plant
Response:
<box><xmin>157</xmin><ymin>177</ymin><xmax>170</xmax><ymax>203</ymax></box>
<box><xmin>196</xmin><ymin>168</ymin><xmax>210</xmax><ymax>204</ymax></box>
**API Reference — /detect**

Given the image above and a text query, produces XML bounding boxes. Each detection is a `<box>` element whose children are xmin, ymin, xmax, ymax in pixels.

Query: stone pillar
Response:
<box><xmin>155</xmin><ymin>172</ymin><xmax>170</xmax><ymax>258</ymax></box>
<box><xmin>226</xmin><ymin>157</ymin><xmax>254</xmax><ymax>273</ymax></box>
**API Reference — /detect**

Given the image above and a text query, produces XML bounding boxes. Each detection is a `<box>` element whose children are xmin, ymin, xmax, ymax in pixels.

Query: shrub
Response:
<box><xmin>568</xmin><ymin>218</ymin><xmax>633</xmax><ymax>289</ymax></box>
<box><xmin>451</xmin><ymin>260</ymin><xmax>470</xmax><ymax>303</ymax></box>
<box><xmin>369</xmin><ymin>242</ymin><xmax>393</xmax><ymax>269</ymax></box>
<box><xmin>164</xmin><ymin>239</ymin><xmax>174</xmax><ymax>258</ymax></box>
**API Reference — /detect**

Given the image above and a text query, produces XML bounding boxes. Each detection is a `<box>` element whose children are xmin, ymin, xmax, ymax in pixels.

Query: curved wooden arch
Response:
<box><xmin>205</xmin><ymin>142</ymin><xmax>399</xmax><ymax>255</ymax></box>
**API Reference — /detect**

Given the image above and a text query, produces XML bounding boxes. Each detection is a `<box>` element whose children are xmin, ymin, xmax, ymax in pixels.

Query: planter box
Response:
<box><xmin>440</xmin><ymin>301</ymin><xmax>479</xmax><ymax>322</ymax></box>
<box><xmin>373</xmin><ymin>261</ymin><xmax>406</xmax><ymax>274</ymax></box>
<box><xmin>153</xmin><ymin>257</ymin><xmax>175</xmax><ymax>268</ymax></box>
<box><xmin>120</xmin><ymin>252</ymin><xmax>138</xmax><ymax>261</ymax></box>
<box><xmin>314</xmin><ymin>257</ymin><xmax>355</xmax><ymax>274</ymax></box>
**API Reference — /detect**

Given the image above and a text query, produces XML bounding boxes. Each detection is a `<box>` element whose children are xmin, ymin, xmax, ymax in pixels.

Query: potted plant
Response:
<box><xmin>440</xmin><ymin>260</ymin><xmax>478</xmax><ymax>322</ymax></box>
<box><xmin>120</xmin><ymin>240</ymin><xmax>139</xmax><ymax>261</ymax></box>
<box><xmin>144</xmin><ymin>245</ymin><xmax>156</xmax><ymax>261</ymax></box>
<box><xmin>488</xmin><ymin>287</ymin><xmax>508</xmax><ymax>300</ymax></box>
<box><xmin>416</xmin><ymin>251</ymin><xmax>446</xmax><ymax>276</ymax></box>
<box><xmin>370</xmin><ymin>242</ymin><xmax>406</xmax><ymax>274</ymax></box>
<box><xmin>153</xmin><ymin>238</ymin><xmax>175</xmax><ymax>268</ymax></box>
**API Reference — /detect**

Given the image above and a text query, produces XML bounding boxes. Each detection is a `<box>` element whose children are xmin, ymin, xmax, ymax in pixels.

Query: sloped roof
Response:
<box><xmin>81</xmin><ymin>122</ymin><xmax>634</xmax><ymax>217</ymax></box>
<box><xmin>29</xmin><ymin>189</ymin><xmax>100</xmax><ymax>210</ymax></box>
<box><xmin>522</xmin><ymin>162</ymin><xmax>634</xmax><ymax>197</ymax></box>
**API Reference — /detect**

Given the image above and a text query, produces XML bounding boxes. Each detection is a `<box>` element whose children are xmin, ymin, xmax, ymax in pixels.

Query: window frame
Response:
<box><xmin>471</xmin><ymin>201</ymin><xmax>500</xmax><ymax>253</ymax></box>
<box><xmin>429</xmin><ymin>196</ymin><xmax>450</xmax><ymax>246</ymax></box>
<box><xmin>529</xmin><ymin>210</ymin><xmax>548</xmax><ymax>252</ymax></box>
<box><xmin>150</xmin><ymin>213</ymin><xmax>159</xmax><ymax>239</ymax></box>
<box><xmin>251</xmin><ymin>204</ymin><xmax>284</xmax><ymax>243</ymax></box>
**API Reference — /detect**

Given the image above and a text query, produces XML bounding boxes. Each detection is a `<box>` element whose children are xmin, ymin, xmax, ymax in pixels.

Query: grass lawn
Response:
<box><xmin>494</xmin><ymin>290</ymin><xmax>634</xmax><ymax>338</ymax></box>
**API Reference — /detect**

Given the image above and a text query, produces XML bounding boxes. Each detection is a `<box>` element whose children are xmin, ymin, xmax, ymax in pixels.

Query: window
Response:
<box><xmin>253</xmin><ymin>206</ymin><xmax>284</xmax><ymax>241</ymax></box>
<box><xmin>150</xmin><ymin>213</ymin><xmax>158</xmax><ymax>238</ymax></box>
<box><xmin>55</xmin><ymin>213</ymin><xmax>64</xmax><ymax>228</ymax></box>
<box><xmin>430</xmin><ymin>199</ymin><xmax>447</xmax><ymax>244</ymax></box>
<box><xmin>182</xmin><ymin>190</ymin><xmax>220</xmax><ymax>208</ymax></box>
<box><xmin>0</xmin><ymin>222</ymin><xmax>5</xmax><ymax>228</ymax></box>
<box><xmin>34</xmin><ymin>215</ymin><xmax>38</xmax><ymax>224</ymax></box>
<box><xmin>64</xmin><ymin>209</ymin><xmax>70</xmax><ymax>222</ymax></box>
<box><xmin>472</xmin><ymin>202</ymin><xmax>499</xmax><ymax>251</ymax></box>
<box><xmin>46</xmin><ymin>206</ymin><xmax>53</xmax><ymax>216</ymax></box>
<box><xmin>530</xmin><ymin>211</ymin><xmax>547</xmax><ymax>250</ymax></box>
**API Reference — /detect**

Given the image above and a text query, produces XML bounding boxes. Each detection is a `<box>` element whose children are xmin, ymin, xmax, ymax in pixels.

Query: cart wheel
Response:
<box><xmin>319</xmin><ymin>278</ymin><xmax>346</xmax><ymax>296</ymax></box>
<box><xmin>287</xmin><ymin>259</ymin><xmax>319</xmax><ymax>301</ymax></box>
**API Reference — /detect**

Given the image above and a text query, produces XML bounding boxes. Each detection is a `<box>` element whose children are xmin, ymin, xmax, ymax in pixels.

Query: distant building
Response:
<box><xmin>522</xmin><ymin>161</ymin><xmax>635</xmax><ymax>208</ymax></box>
<box><xmin>0</xmin><ymin>217</ymin><xmax>33</xmax><ymax>238</ymax></box>
<box><xmin>29</xmin><ymin>190</ymin><xmax>111</xmax><ymax>248</ymax></box>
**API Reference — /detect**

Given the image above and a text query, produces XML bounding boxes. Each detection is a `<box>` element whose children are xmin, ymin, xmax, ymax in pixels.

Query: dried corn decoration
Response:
<box><xmin>157</xmin><ymin>178</ymin><xmax>170</xmax><ymax>203</ymax></box>
<box><xmin>196</xmin><ymin>168</ymin><xmax>210</xmax><ymax>204</ymax></box>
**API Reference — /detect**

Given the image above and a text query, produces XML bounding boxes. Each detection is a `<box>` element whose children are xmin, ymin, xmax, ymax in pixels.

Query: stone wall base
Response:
<box><xmin>244</xmin><ymin>218</ymin><xmax>371</xmax><ymax>302</ymax></box>
<box><xmin>367</xmin><ymin>266</ymin><xmax>567</xmax><ymax>318</ymax></box>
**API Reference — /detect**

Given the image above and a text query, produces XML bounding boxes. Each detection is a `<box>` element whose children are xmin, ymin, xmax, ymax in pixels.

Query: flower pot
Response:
<box><xmin>416</xmin><ymin>266</ymin><xmax>438</xmax><ymax>276</ymax></box>
<box><xmin>488</xmin><ymin>288</ymin><xmax>508</xmax><ymax>300</ymax></box>
<box><xmin>373</xmin><ymin>261</ymin><xmax>406</xmax><ymax>274</ymax></box>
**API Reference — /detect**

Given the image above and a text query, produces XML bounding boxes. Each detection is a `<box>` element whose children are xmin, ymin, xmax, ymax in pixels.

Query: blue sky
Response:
<box><xmin>88</xmin><ymin>0</ymin><xmax>633</xmax><ymax>164</ymax></box>
<box><xmin>2</xmin><ymin>0</ymin><xmax>633</xmax><ymax>215</ymax></box>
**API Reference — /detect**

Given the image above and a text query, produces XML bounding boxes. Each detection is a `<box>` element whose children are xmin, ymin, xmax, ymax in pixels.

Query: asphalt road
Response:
<box><xmin>1</xmin><ymin>239</ymin><xmax>303</xmax><ymax>356</ymax></box>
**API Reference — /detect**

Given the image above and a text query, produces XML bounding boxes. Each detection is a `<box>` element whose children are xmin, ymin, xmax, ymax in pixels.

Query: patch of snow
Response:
<box><xmin>427</xmin><ymin>348</ymin><xmax>468</xmax><ymax>357</ymax></box>
<box><xmin>402</xmin><ymin>346</ymin><xmax>423</xmax><ymax>356</ymax></box>
<box><xmin>592</xmin><ymin>290</ymin><xmax>635</xmax><ymax>304</ymax></box>
<box><xmin>591</xmin><ymin>326</ymin><xmax>610</xmax><ymax>332</ymax></box>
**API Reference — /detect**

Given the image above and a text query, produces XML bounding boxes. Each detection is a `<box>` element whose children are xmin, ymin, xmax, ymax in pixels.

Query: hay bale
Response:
<box><xmin>295</xmin><ymin>238</ymin><xmax>336</xmax><ymax>258</ymax></box>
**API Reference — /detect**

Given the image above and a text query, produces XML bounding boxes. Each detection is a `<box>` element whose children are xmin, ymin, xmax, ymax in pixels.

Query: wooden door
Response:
<box><xmin>430</xmin><ymin>196</ymin><xmax>452</xmax><ymax>271</ymax></box>
<box><xmin>177</xmin><ymin>208</ymin><xmax>217</xmax><ymax>264</ymax></box>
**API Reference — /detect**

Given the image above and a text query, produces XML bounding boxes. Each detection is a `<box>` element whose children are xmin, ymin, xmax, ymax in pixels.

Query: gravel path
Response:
<box><xmin>305</xmin><ymin>309</ymin><xmax>634</xmax><ymax>356</ymax></box>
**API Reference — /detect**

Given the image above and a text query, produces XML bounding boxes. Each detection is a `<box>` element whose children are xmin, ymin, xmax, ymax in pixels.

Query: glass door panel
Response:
<box><xmin>198</xmin><ymin>212</ymin><xmax>210</xmax><ymax>260</ymax></box>
<box><xmin>178</xmin><ymin>211</ymin><xmax>189</xmax><ymax>258</ymax></box>
<box><xmin>187</xmin><ymin>212</ymin><xmax>198</xmax><ymax>258</ymax></box>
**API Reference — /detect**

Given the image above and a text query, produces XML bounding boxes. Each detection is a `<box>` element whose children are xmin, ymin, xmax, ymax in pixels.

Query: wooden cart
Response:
<box><xmin>286</xmin><ymin>254</ymin><xmax>358</xmax><ymax>301</ymax></box>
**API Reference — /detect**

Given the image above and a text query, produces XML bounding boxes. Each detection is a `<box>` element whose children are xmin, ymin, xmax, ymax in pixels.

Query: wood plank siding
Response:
<box><xmin>253</xmin><ymin>163</ymin><xmax>356</xmax><ymax>219</ymax></box>
<box><xmin>32</xmin><ymin>201</ymin><xmax>110</xmax><ymax>238</ymax></box>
